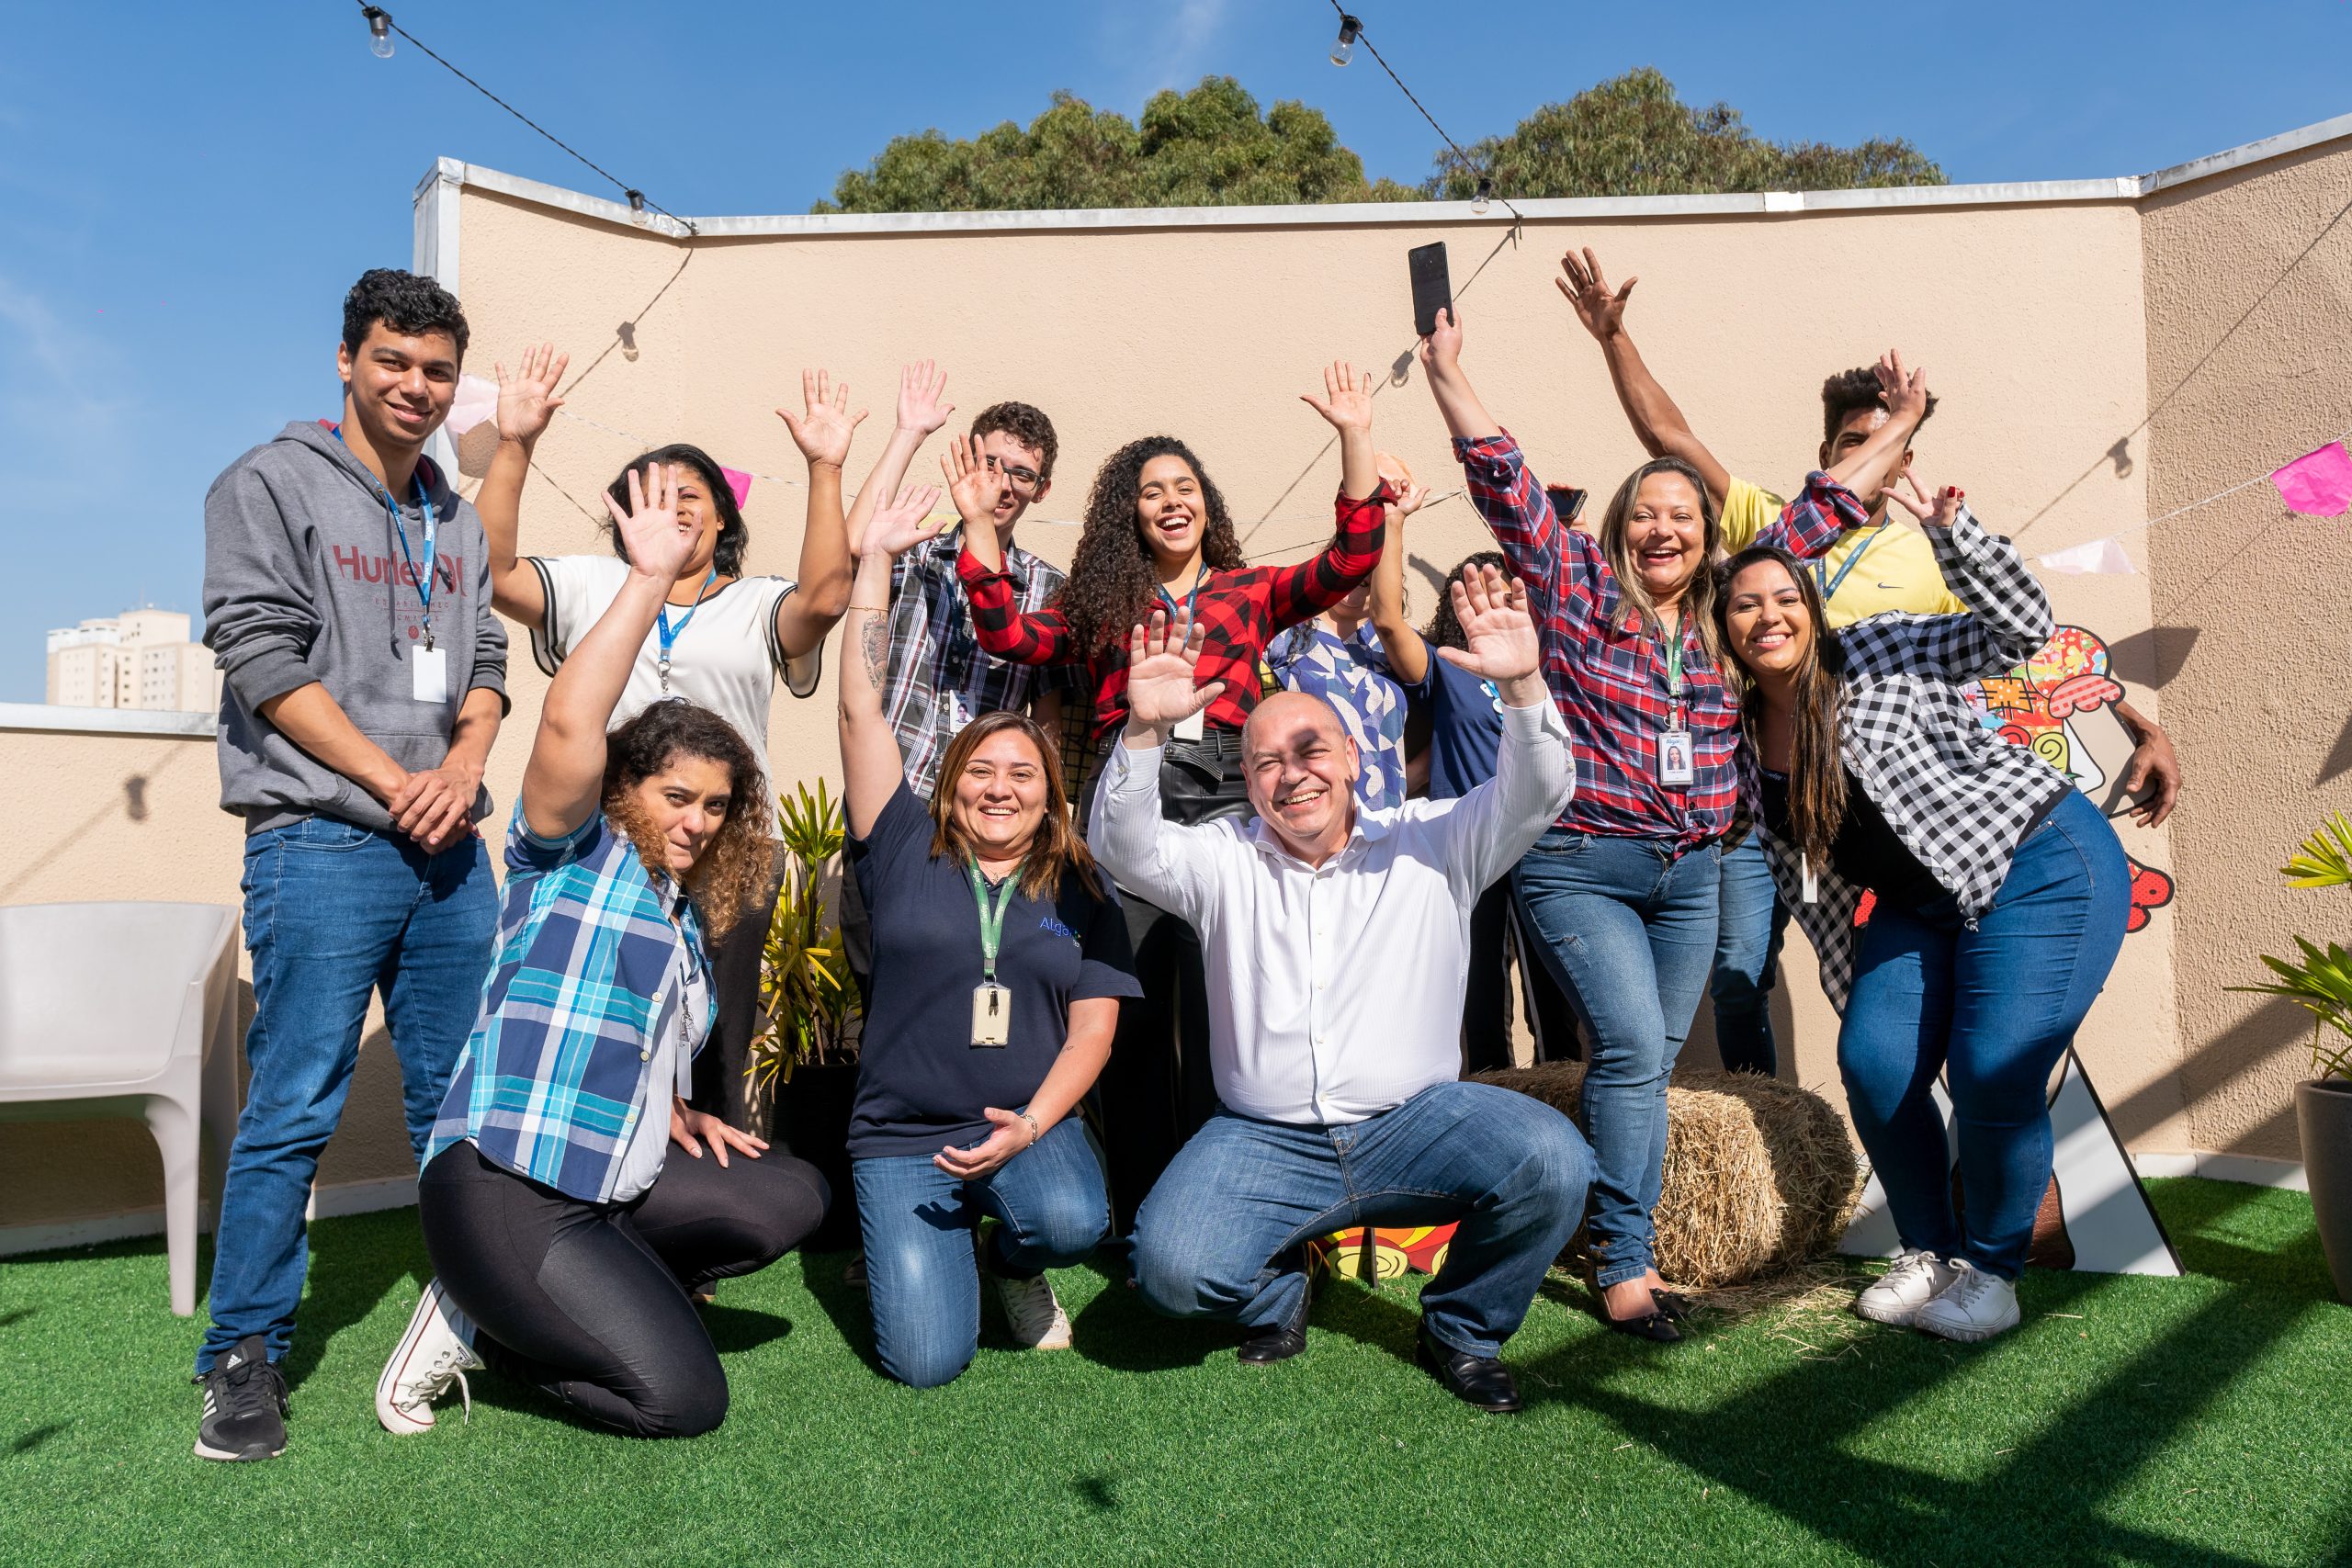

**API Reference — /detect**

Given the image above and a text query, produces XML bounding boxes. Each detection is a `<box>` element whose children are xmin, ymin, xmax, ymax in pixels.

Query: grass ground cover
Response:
<box><xmin>2</xmin><ymin>1177</ymin><xmax>2346</xmax><ymax>1566</ymax></box>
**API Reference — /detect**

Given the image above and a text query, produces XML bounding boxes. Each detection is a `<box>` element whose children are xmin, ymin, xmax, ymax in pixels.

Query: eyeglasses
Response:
<box><xmin>983</xmin><ymin>454</ymin><xmax>1043</xmax><ymax>493</ymax></box>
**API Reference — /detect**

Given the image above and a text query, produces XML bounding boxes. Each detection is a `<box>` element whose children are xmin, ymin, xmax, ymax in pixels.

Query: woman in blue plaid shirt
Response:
<box><xmin>1717</xmin><ymin>477</ymin><xmax>2130</xmax><ymax>1347</ymax></box>
<box><xmin>375</xmin><ymin>462</ymin><xmax>831</xmax><ymax>1438</ymax></box>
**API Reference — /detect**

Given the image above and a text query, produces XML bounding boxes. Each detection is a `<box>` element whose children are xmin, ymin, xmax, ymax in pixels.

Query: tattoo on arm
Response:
<box><xmin>859</xmin><ymin>612</ymin><xmax>888</xmax><ymax>691</ymax></box>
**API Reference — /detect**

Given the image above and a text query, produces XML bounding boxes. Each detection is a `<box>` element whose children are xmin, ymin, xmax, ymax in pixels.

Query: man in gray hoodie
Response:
<box><xmin>192</xmin><ymin>269</ymin><xmax>508</xmax><ymax>1462</ymax></box>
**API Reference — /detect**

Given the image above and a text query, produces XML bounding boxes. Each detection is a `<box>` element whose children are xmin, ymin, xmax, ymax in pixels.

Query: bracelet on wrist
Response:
<box><xmin>1018</xmin><ymin>1110</ymin><xmax>1043</xmax><ymax>1143</ymax></box>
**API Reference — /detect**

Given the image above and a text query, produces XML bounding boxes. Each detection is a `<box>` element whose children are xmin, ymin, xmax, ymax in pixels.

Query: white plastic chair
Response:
<box><xmin>0</xmin><ymin>902</ymin><xmax>242</xmax><ymax>1315</ymax></box>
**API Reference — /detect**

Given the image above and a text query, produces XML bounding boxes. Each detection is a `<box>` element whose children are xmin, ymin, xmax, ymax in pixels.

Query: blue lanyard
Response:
<box><xmin>1813</xmin><ymin>526</ymin><xmax>1883</xmax><ymax>604</ymax></box>
<box><xmin>1155</xmin><ymin>564</ymin><xmax>1210</xmax><ymax>617</ymax></box>
<box><xmin>332</xmin><ymin>425</ymin><xmax>438</xmax><ymax>647</ymax></box>
<box><xmin>654</xmin><ymin>568</ymin><xmax>719</xmax><ymax>690</ymax></box>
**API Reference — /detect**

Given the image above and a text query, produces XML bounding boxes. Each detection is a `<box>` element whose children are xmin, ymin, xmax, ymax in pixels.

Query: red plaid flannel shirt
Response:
<box><xmin>1457</xmin><ymin>432</ymin><xmax>1862</xmax><ymax>846</ymax></box>
<box><xmin>956</xmin><ymin>485</ymin><xmax>1389</xmax><ymax>743</ymax></box>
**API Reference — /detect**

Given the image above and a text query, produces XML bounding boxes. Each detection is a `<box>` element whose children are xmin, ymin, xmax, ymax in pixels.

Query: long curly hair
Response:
<box><xmin>1599</xmin><ymin>456</ymin><xmax>1725</xmax><ymax>668</ymax></box>
<box><xmin>1422</xmin><ymin>549</ymin><xmax>1510</xmax><ymax>650</ymax></box>
<box><xmin>601</xmin><ymin>701</ymin><xmax>775</xmax><ymax>941</ymax></box>
<box><xmin>604</xmin><ymin>444</ymin><xmax>749</xmax><ymax>579</ymax></box>
<box><xmin>927</xmin><ymin>710</ymin><xmax>1103</xmax><ymax>902</ymax></box>
<box><xmin>1052</xmin><ymin>435</ymin><xmax>1245</xmax><ymax>659</ymax></box>
<box><xmin>1713</xmin><ymin>544</ymin><xmax>1849</xmax><ymax>871</ymax></box>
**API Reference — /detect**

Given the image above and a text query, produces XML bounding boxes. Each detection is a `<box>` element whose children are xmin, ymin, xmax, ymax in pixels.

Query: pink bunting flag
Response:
<box><xmin>720</xmin><ymin>467</ymin><xmax>753</xmax><ymax>509</ymax></box>
<box><xmin>2038</xmin><ymin>538</ymin><xmax>2135</xmax><ymax>576</ymax></box>
<box><xmin>2271</xmin><ymin>442</ymin><xmax>2352</xmax><ymax>516</ymax></box>
<box><xmin>443</xmin><ymin>373</ymin><xmax>500</xmax><ymax>437</ymax></box>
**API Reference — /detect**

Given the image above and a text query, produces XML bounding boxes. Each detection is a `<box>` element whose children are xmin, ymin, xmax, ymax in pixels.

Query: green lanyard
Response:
<box><xmin>1814</xmin><ymin>527</ymin><xmax>1881</xmax><ymax>604</ymax></box>
<box><xmin>1662</xmin><ymin>619</ymin><xmax>1686</xmax><ymax>728</ymax></box>
<box><xmin>966</xmin><ymin>857</ymin><xmax>1023</xmax><ymax>985</ymax></box>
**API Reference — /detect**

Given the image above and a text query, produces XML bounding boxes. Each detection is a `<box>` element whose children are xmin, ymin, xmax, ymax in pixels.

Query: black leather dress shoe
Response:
<box><xmin>1237</xmin><ymin>1321</ymin><xmax>1307</xmax><ymax>1365</ymax></box>
<box><xmin>1416</xmin><ymin>1325</ymin><xmax>1522</xmax><ymax>1413</ymax></box>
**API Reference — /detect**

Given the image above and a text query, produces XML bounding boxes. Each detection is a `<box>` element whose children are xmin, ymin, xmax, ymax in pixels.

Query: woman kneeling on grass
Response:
<box><xmin>375</xmin><ymin>462</ymin><xmax>830</xmax><ymax>1438</ymax></box>
<box><xmin>1714</xmin><ymin>477</ymin><xmax>2128</xmax><ymax>1344</ymax></box>
<box><xmin>840</xmin><ymin>483</ymin><xmax>1140</xmax><ymax>1389</ymax></box>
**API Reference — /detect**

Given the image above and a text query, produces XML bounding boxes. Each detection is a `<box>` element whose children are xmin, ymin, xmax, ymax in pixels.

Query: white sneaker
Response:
<box><xmin>991</xmin><ymin>1272</ymin><xmax>1074</xmax><ymax>1350</ymax></box>
<box><xmin>375</xmin><ymin>1280</ymin><xmax>484</xmax><ymax>1434</ymax></box>
<box><xmin>1853</xmin><ymin>1247</ymin><xmax>1961</xmax><ymax>1326</ymax></box>
<box><xmin>1913</xmin><ymin>1258</ymin><xmax>2022</xmax><ymax>1344</ymax></box>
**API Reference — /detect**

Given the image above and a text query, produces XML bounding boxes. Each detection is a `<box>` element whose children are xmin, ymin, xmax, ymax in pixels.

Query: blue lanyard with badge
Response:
<box><xmin>654</xmin><ymin>568</ymin><xmax>718</xmax><ymax>694</ymax></box>
<box><xmin>1155</xmin><ymin>567</ymin><xmax>1212</xmax><ymax>740</ymax></box>
<box><xmin>967</xmin><ymin>856</ymin><xmax>1023</xmax><ymax>1046</ymax></box>
<box><xmin>1813</xmin><ymin>526</ymin><xmax>1882</xmax><ymax>604</ymax></box>
<box><xmin>334</xmin><ymin>426</ymin><xmax>446</xmax><ymax>704</ymax></box>
<box><xmin>1657</xmin><ymin>619</ymin><xmax>1695</xmax><ymax>788</ymax></box>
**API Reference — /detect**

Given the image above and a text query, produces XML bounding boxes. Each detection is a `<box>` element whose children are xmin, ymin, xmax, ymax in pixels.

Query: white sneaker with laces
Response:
<box><xmin>376</xmin><ymin>1280</ymin><xmax>485</xmax><ymax>1434</ymax></box>
<box><xmin>1913</xmin><ymin>1258</ymin><xmax>2022</xmax><ymax>1344</ymax></box>
<box><xmin>1853</xmin><ymin>1247</ymin><xmax>1960</xmax><ymax>1326</ymax></box>
<box><xmin>991</xmin><ymin>1271</ymin><xmax>1074</xmax><ymax>1350</ymax></box>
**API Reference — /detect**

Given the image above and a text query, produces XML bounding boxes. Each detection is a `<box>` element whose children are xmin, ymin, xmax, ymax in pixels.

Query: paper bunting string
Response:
<box><xmin>2039</xmin><ymin>537</ymin><xmax>2136</xmax><ymax>576</ymax></box>
<box><xmin>444</xmin><ymin>373</ymin><xmax>501</xmax><ymax>437</ymax></box>
<box><xmin>2271</xmin><ymin>442</ymin><xmax>2352</xmax><ymax>517</ymax></box>
<box><xmin>719</xmin><ymin>467</ymin><xmax>753</xmax><ymax>509</ymax></box>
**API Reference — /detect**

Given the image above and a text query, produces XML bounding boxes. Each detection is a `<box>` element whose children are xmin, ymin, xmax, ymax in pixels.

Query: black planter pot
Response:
<box><xmin>775</xmin><ymin>1060</ymin><xmax>860</xmax><ymax>1251</ymax></box>
<box><xmin>2297</xmin><ymin>1077</ymin><xmax>2352</xmax><ymax>1304</ymax></box>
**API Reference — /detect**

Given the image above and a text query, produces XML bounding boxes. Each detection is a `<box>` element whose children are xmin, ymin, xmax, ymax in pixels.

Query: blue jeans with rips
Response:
<box><xmin>1132</xmin><ymin>1082</ymin><xmax>1591</xmax><ymax>1359</ymax></box>
<box><xmin>198</xmin><ymin>818</ymin><xmax>496</xmax><ymax>1373</ymax></box>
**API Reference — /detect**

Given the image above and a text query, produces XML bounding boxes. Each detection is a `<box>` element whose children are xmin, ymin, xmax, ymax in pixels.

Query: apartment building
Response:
<box><xmin>44</xmin><ymin>607</ymin><xmax>220</xmax><ymax>713</ymax></box>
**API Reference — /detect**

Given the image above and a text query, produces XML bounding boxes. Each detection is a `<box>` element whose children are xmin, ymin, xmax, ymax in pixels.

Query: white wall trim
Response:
<box><xmin>0</xmin><ymin>702</ymin><xmax>212</xmax><ymax>739</ymax></box>
<box><xmin>412</xmin><ymin>158</ymin><xmax>465</xmax><ymax>479</ymax></box>
<box><xmin>0</xmin><ymin>1177</ymin><xmax>417</xmax><ymax>1259</ymax></box>
<box><xmin>2136</xmin><ymin>109</ymin><xmax>2352</xmax><ymax>197</ymax></box>
<box><xmin>2132</xmin><ymin>1150</ymin><xmax>2309</xmax><ymax>1191</ymax></box>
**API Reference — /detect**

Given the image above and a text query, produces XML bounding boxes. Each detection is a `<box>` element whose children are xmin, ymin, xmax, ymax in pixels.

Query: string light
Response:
<box><xmin>1472</xmin><ymin>175</ymin><xmax>1493</xmax><ymax>215</ymax></box>
<box><xmin>362</xmin><ymin>6</ymin><xmax>393</xmax><ymax>59</ymax></box>
<box><xmin>626</xmin><ymin>190</ymin><xmax>650</xmax><ymax>228</ymax></box>
<box><xmin>1329</xmin><ymin>15</ymin><xmax>1362</xmax><ymax>67</ymax></box>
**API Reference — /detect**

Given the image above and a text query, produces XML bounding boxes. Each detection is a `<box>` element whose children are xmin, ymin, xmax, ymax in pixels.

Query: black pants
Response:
<box><xmin>418</xmin><ymin>1141</ymin><xmax>829</xmax><ymax>1438</ymax></box>
<box><xmin>690</xmin><ymin>864</ymin><xmax>787</xmax><ymax>1128</ymax></box>
<box><xmin>1462</xmin><ymin>879</ymin><xmax>1585</xmax><ymax>1072</ymax></box>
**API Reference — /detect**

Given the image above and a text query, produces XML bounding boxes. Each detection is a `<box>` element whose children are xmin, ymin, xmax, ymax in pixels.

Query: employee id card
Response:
<box><xmin>1657</xmin><ymin>728</ymin><xmax>1694</xmax><ymax>787</ymax></box>
<box><xmin>971</xmin><ymin>982</ymin><xmax>1012</xmax><ymax>1046</ymax></box>
<box><xmin>412</xmin><ymin>645</ymin><xmax>448</xmax><ymax>704</ymax></box>
<box><xmin>1172</xmin><ymin>705</ymin><xmax>1205</xmax><ymax>741</ymax></box>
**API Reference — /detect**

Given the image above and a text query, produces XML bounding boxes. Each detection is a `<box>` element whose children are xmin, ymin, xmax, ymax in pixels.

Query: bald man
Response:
<box><xmin>1092</xmin><ymin>569</ymin><xmax>1590</xmax><ymax>1413</ymax></box>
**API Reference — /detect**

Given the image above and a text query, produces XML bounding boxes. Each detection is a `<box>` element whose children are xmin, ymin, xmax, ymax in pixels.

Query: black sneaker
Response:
<box><xmin>194</xmin><ymin>1336</ymin><xmax>288</xmax><ymax>1461</ymax></box>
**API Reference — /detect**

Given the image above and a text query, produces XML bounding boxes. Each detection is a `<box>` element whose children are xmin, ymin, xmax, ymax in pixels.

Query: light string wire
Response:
<box><xmin>1326</xmin><ymin>0</ymin><xmax>1521</xmax><ymax>221</ymax></box>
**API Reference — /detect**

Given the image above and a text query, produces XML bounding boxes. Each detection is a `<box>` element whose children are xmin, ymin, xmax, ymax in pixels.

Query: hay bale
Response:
<box><xmin>1474</xmin><ymin>1061</ymin><xmax>1861</xmax><ymax>1289</ymax></box>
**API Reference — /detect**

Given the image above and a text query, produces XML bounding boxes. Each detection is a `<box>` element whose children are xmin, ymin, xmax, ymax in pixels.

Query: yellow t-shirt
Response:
<box><xmin>1718</xmin><ymin>475</ymin><xmax>1967</xmax><ymax>630</ymax></box>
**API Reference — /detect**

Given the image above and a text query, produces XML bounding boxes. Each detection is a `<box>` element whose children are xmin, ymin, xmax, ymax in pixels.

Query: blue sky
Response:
<box><xmin>2</xmin><ymin>0</ymin><xmax>2346</xmax><ymax>702</ymax></box>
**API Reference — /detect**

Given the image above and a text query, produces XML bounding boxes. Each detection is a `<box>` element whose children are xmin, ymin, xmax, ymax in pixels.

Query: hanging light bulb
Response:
<box><xmin>1472</xmin><ymin>175</ymin><xmax>1494</xmax><ymax>215</ymax></box>
<box><xmin>626</xmin><ymin>190</ymin><xmax>650</xmax><ymax>229</ymax></box>
<box><xmin>363</xmin><ymin>6</ymin><xmax>394</xmax><ymax>59</ymax></box>
<box><xmin>1329</xmin><ymin>14</ymin><xmax>1361</xmax><ymax>66</ymax></box>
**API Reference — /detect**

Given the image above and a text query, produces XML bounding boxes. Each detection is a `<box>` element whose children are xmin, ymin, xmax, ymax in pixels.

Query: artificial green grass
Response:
<box><xmin>2</xmin><ymin>1177</ymin><xmax>2346</xmax><ymax>1567</ymax></box>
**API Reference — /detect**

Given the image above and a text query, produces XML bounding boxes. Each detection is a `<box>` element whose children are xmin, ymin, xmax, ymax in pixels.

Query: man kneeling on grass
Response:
<box><xmin>1096</xmin><ymin>570</ymin><xmax>1592</xmax><ymax>1413</ymax></box>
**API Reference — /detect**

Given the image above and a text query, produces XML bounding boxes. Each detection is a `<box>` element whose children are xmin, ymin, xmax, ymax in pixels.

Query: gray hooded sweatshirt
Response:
<box><xmin>202</xmin><ymin>420</ymin><xmax>508</xmax><ymax>834</ymax></box>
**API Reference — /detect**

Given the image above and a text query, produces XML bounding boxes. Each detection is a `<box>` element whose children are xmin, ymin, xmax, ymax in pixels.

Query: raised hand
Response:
<box><xmin>776</xmin><ymin>368</ymin><xmax>867</xmax><ymax>468</ymax></box>
<box><xmin>1123</xmin><ymin>609</ymin><xmax>1226</xmax><ymax>738</ymax></box>
<box><xmin>1417</xmin><ymin>305</ymin><xmax>1464</xmax><ymax>376</ymax></box>
<box><xmin>940</xmin><ymin>433</ymin><xmax>1007</xmax><ymax>527</ymax></box>
<box><xmin>1435</xmin><ymin>564</ymin><xmax>1540</xmax><ymax>685</ymax></box>
<box><xmin>1390</xmin><ymin>480</ymin><xmax>1433</xmax><ymax>519</ymax></box>
<box><xmin>1874</xmin><ymin>349</ymin><xmax>1930</xmax><ymax>429</ymax></box>
<box><xmin>1884</xmin><ymin>469</ymin><xmax>1963</xmax><ymax>530</ymax></box>
<box><xmin>1300</xmin><ymin>358</ymin><xmax>1375</xmax><ymax>436</ymax></box>
<box><xmin>604</xmin><ymin>461</ymin><xmax>695</xmax><ymax>583</ymax></box>
<box><xmin>1555</xmin><ymin>246</ymin><xmax>1637</xmax><ymax>341</ymax></box>
<box><xmin>493</xmin><ymin>342</ymin><xmax>570</xmax><ymax>444</ymax></box>
<box><xmin>896</xmin><ymin>358</ymin><xmax>954</xmax><ymax>436</ymax></box>
<box><xmin>864</xmin><ymin>482</ymin><xmax>945</xmax><ymax>559</ymax></box>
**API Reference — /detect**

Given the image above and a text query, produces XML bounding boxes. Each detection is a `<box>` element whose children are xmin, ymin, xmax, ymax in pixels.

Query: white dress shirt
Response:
<box><xmin>1094</xmin><ymin>699</ymin><xmax>1573</xmax><ymax>1125</ymax></box>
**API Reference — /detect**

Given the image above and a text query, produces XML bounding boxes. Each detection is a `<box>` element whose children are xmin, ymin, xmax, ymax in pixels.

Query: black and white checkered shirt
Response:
<box><xmin>1737</xmin><ymin>506</ymin><xmax>2071</xmax><ymax>1010</ymax></box>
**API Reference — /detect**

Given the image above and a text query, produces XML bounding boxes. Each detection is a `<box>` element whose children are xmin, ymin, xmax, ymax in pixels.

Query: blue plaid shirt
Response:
<box><xmin>428</xmin><ymin>811</ymin><xmax>709</xmax><ymax>1203</ymax></box>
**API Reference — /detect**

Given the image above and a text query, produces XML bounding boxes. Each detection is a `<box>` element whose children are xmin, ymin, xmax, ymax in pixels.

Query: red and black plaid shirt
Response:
<box><xmin>1458</xmin><ymin>432</ymin><xmax>1861</xmax><ymax>846</ymax></box>
<box><xmin>957</xmin><ymin>485</ymin><xmax>1389</xmax><ymax>743</ymax></box>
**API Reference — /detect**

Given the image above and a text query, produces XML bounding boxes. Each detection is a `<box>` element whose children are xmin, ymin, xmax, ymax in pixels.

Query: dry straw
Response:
<box><xmin>1476</xmin><ymin>1061</ymin><xmax>1864</xmax><ymax>1289</ymax></box>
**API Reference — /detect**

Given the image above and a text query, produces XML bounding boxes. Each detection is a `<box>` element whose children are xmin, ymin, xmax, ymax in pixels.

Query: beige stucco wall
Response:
<box><xmin>2142</xmin><ymin>141</ymin><xmax>2352</xmax><ymax>1161</ymax></box>
<box><xmin>39</xmin><ymin>132</ymin><xmax>2350</xmax><ymax>1238</ymax></box>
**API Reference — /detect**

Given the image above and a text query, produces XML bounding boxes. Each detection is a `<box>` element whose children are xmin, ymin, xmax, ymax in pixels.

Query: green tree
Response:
<box><xmin>1423</xmin><ymin>68</ymin><xmax>1942</xmax><ymax>200</ymax></box>
<box><xmin>814</xmin><ymin>76</ymin><xmax>1417</xmax><ymax>213</ymax></box>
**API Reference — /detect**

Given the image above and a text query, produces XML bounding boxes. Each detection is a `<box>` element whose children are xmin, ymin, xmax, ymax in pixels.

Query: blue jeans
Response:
<box><xmin>1709</xmin><ymin>833</ymin><xmax>1787</xmax><ymax>1077</ymax></box>
<box><xmin>1132</xmin><ymin>1082</ymin><xmax>1591</xmax><ymax>1359</ymax></box>
<box><xmin>198</xmin><ymin>818</ymin><xmax>496</xmax><ymax>1373</ymax></box>
<box><xmin>1840</xmin><ymin>789</ymin><xmax>2128</xmax><ymax>1280</ymax></box>
<box><xmin>853</xmin><ymin>1117</ymin><xmax>1110</xmax><ymax>1389</ymax></box>
<box><xmin>1511</xmin><ymin>829</ymin><xmax>1722</xmax><ymax>1289</ymax></box>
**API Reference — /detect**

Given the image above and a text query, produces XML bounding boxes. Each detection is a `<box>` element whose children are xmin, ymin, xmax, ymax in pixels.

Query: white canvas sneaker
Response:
<box><xmin>1914</xmin><ymin>1258</ymin><xmax>2023</xmax><ymax>1344</ymax></box>
<box><xmin>375</xmin><ymin>1280</ymin><xmax>485</xmax><ymax>1434</ymax></box>
<box><xmin>1853</xmin><ymin>1247</ymin><xmax>1961</xmax><ymax>1326</ymax></box>
<box><xmin>991</xmin><ymin>1272</ymin><xmax>1074</xmax><ymax>1350</ymax></box>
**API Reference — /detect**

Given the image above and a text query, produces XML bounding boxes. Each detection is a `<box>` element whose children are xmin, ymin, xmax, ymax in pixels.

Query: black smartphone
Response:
<box><xmin>1408</xmin><ymin>242</ymin><xmax>1452</xmax><ymax>338</ymax></box>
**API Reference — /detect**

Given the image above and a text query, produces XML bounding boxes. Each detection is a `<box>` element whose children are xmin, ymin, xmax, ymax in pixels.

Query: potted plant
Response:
<box><xmin>748</xmin><ymin>780</ymin><xmax>862</xmax><ymax>1248</ymax></box>
<box><xmin>2231</xmin><ymin>812</ymin><xmax>2352</xmax><ymax>1303</ymax></box>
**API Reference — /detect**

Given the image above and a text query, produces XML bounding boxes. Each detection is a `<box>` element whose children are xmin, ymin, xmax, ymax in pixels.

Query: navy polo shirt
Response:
<box><xmin>846</xmin><ymin>783</ymin><xmax>1141</xmax><ymax>1159</ymax></box>
<box><xmin>1408</xmin><ymin>632</ymin><xmax>1509</xmax><ymax>801</ymax></box>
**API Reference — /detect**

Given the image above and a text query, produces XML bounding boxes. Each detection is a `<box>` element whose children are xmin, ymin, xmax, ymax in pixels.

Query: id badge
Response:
<box><xmin>411</xmin><ymin>645</ymin><xmax>448</xmax><ymax>704</ymax></box>
<box><xmin>1657</xmin><ymin>729</ymin><xmax>1694</xmax><ymax>787</ymax></box>
<box><xmin>970</xmin><ymin>983</ymin><xmax>1012</xmax><ymax>1046</ymax></box>
<box><xmin>1172</xmin><ymin>705</ymin><xmax>1205</xmax><ymax>741</ymax></box>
